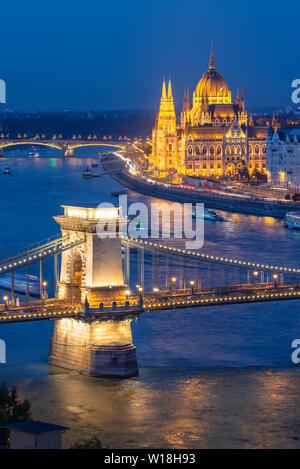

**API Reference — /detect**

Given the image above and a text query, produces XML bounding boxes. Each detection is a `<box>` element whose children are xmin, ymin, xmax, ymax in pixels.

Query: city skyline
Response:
<box><xmin>1</xmin><ymin>0</ymin><xmax>299</xmax><ymax>111</ymax></box>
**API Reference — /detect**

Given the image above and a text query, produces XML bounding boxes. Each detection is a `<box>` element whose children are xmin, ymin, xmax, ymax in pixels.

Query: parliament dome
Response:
<box><xmin>195</xmin><ymin>45</ymin><xmax>230</xmax><ymax>99</ymax></box>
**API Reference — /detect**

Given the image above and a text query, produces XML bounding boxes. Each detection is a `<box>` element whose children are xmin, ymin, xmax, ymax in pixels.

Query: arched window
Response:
<box><xmin>225</xmin><ymin>146</ymin><xmax>231</xmax><ymax>155</ymax></box>
<box><xmin>209</xmin><ymin>146</ymin><xmax>214</xmax><ymax>155</ymax></box>
<box><xmin>202</xmin><ymin>146</ymin><xmax>207</xmax><ymax>155</ymax></box>
<box><xmin>242</xmin><ymin>145</ymin><xmax>246</xmax><ymax>155</ymax></box>
<box><xmin>249</xmin><ymin>145</ymin><xmax>253</xmax><ymax>155</ymax></box>
<box><xmin>168</xmin><ymin>143</ymin><xmax>172</xmax><ymax>152</ymax></box>
<box><xmin>255</xmin><ymin>145</ymin><xmax>260</xmax><ymax>155</ymax></box>
<box><xmin>195</xmin><ymin>146</ymin><xmax>200</xmax><ymax>155</ymax></box>
<box><xmin>262</xmin><ymin>144</ymin><xmax>266</xmax><ymax>154</ymax></box>
<box><xmin>216</xmin><ymin>146</ymin><xmax>222</xmax><ymax>155</ymax></box>
<box><xmin>236</xmin><ymin>146</ymin><xmax>241</xmax><ymax>155</ymax></box>
<box><xmin>188</xmin><ymin>145</ymin><xmax>193</xmax><ymax>155</ymax></box>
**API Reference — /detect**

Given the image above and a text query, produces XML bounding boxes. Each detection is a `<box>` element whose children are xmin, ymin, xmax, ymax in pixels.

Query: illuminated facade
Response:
<box><xmin>54</xmin><ymin>204</ymin><xmax>127</xmax><ymax>306</ymax></box>
<box><xmin>150</xmin><ymin>46</ymin><xmax>268</xmax><ymax>179</ymax></box>
<box><xmin>267</xmin><ymin>128</ymin><xmax>300</xmax><ymax>190</ymax></box>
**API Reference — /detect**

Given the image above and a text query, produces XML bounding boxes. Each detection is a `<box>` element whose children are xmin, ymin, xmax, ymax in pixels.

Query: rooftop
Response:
<box><xmin>3</xmin><ymin>421</ymin><xmax>69</xmax><ymax>434</ymax></box>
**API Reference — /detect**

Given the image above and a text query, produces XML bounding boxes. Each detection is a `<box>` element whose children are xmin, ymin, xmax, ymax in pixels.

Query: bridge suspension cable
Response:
<box><xmin>0</xmin><ymin>235</ymin><xmax>86</xmax><ymax>274</ymax></box>
<box><xmin>121</xmin><ymin>238</ymin><xmax>300</xmax><ymax>275</ymax></box>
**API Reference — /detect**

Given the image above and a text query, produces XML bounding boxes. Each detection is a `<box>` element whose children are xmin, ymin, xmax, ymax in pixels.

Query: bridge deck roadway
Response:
<box><xmin>0</xmin><ymin>283</ymin><xmax>299</xmax><ymax>323</ymax></box>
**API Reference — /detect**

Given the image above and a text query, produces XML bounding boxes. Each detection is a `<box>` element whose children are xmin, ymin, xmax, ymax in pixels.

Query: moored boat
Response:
<box><xmin>2</xmin><ymin>167</ymin><xmax>11</xmax><ymax>174</ymax></box>
<box><xmin>83</xmin><ymin>166</ymin><xmax>94</xmax><ymax>178</ymax></box>
<box><xmin>83</xmin><ymin>166</ymin><xmax>100</xmax><ymax>178</ymax></box>
<box><xmin>284</xmin><ymin>212</ymin><xmax>300</xmax><ymax>230</ymax></box>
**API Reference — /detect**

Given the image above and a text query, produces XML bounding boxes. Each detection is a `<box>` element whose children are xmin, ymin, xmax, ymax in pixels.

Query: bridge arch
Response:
<box><xmin>0</xmin><ymin>141</ymin><xmax>62</xmax><ymax>152</ymax></box>
<box><xmin>0</xmin><ymin>140</ymin><xmax>126</xmax><ymax>157</ymax></box>
<box><xmin>64</xmin><ymin>246</ymin><xmax>87</xmax><ymax>301</ymax></box>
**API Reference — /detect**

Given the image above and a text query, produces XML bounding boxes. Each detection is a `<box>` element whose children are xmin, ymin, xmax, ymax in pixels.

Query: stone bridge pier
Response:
<box><xmin>48</xmin><ymin>204</ymin><xmax>138</xmax><ymax>378</ymax></box>
<box><xmin>62</xmin><ymin>145</ymin><xmax>74</xmax><ymax>157</ymax></box>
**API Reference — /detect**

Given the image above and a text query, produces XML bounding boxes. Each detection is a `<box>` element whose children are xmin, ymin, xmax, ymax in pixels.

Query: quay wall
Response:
<box><xmin>104</xmin><ymin>159</ymin><xmax>300</xmax><ymax>219</ymax></box>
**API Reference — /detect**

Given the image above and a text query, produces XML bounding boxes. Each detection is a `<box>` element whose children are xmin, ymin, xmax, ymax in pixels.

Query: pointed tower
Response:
<box><xmin>161</xmin><ymin>77</ymin><xmax>167</xmax><ymax>99</ymax></box>
<box><xmin>249</xmin><ymin>113</ymin><xmax>254</xmax><ymax>126</ymax></box>
<box><xmin>157</xmin><ymin>76</ymin><xmax>176</xmax><ymax>134</ymax></box>
<box><xmin>151</xmin><ymin>77</ymin><xmax>177</xmax><ymax>174</ymax></box>
<box><xmin>240</xmin><ymin>88</ymin><xmax>245</xmax><ymax>112</ymax></box>
<box><xmin>237</xmin><ymin>88</ymin><xmax>247</xmax><ymax>126</ymax></box>
<box><xmin>186</xmin><ymin>87</ymin><xmax>191</xmax><ymax>110</ymax></box>
<box><xmin>183</xmin><ymin>87</ymin><xmax>186</xmax><ymax>109</ymax></box>
<box><xmin>209</xmin><ymin>41</ymin><xmax>215</xmax><ymax>70</ymax></box>
<box><xmin>167</xmin><ymin>77</ymin><xmax>173</xmax><ymax>99</ymax></box>
<box><xmin>182</xmin><ymin>87</ymin><xmax>191</xmax><ymax>113</ymax></box>
<box><xmin>272</xmin><ymin>113</ymin><xmax>278</xmax><ymax>131</ymax></box>
<box><xmin>236</xmin><ymin>88</ymin><xmax>240</xmax><ymax>106</ymax></box>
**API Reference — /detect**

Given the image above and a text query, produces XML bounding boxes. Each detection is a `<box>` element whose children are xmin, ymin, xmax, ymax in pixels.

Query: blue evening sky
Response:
<box><xmin>1</xmin><ymin>0</ymin><xmax>299</xmax><ymax>110</ymax></box>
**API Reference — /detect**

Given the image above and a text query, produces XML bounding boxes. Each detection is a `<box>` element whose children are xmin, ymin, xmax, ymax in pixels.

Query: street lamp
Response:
<box><xmin>171</xmin><ymin>277</ymin><xmax>177</xmax><ymax>290</ymax></box>
<box><xmin>125</xmin><ymin>289</ymin><xmax>131</xmax><ymax>299</ymax></box>
<box><xmin>273</xmin><ymin>273</ymin><xmax>278</xmax><ymax>287</ymax></box>
<box><xmin>42</xmin><ymin>281</ymin><xmax>48</xmax><ymax>300</ymax></box>
<box><xmin>253</xmin><ymin>271</ymin><xmax>259</xmax><ymax>284</ymax></box>
<box><xmin>138</xmin><ymin>286</ymin><xmax>143</xmax><ymax>301</ymax></box>
<box><xmin>190</xmin><ymin>280</ymin><xmax>195</xmax><ymax>294</ymax></box>
<box><xmin>3</xmin><ymin>296</ymin><xmax>8</xmax><ymax>308</ymax></box>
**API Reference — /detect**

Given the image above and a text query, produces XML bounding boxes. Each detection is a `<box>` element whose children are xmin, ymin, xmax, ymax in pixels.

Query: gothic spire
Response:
<box><xmin>209</xmin><ymin>41</ymin><xmax>215</xmax><ymax>70</ymax></box>
<box><xmin>161</xmin><ymin>78</ymin><xmax>167</xmax><ymax>99</ymax></box>
<box><xmin>167</xmin><ymin>77</ymin><xmax>173</xmax><ymax>99</ymax></box>
<box><xmin>186</xmin><ymin>87</ymin><xmax>190</xmax><ymax>109</ymax></box>
<box><xmin>240</xmin><ymin>88</ymin><xmax>245</xmax><ymax>111</ymax></box>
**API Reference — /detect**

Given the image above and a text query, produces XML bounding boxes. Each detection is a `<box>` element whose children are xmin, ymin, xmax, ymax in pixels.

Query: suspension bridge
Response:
<box><xmin>0</xmin><ymin>204</ymin><xmax>299</xmax><ymax>377</ymax></box>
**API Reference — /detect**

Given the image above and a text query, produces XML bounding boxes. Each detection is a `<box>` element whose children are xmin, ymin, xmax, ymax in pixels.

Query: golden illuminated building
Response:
<box><xmin>150</xmin><ymin>45</ymin><xmax>268</xmax><ymax>179</ymax></box>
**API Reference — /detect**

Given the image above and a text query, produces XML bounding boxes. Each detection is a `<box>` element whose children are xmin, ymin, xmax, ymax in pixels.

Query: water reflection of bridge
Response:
<box><xmin>0</xmin><ymin>204</ymin><xmax>299</xmax><ymax>378</ymax></box>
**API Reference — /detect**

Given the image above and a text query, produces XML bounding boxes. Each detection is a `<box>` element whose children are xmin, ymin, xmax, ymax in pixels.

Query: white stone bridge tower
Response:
<box><xmin>49</xmin><ymin>204</ymin><xmax>139</xmax><ymax>378</ymax></box>
<box><xmin>54</xmin><ymin>204</ymin><xmax>127</xmax><ymax>307</ymax></box>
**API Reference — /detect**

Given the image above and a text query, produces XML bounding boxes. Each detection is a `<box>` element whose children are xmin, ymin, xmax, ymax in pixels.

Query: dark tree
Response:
<box><xmin>0</xmin><ymin>383</ymin><xmax>31</xmax><ymax>447</ymax></box>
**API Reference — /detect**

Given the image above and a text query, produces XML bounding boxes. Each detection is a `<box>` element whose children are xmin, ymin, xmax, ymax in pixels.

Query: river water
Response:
<box><xmin>1</xmin><ymin>146</ymin><xmax>300</xmax><ymax>448</ymax></box>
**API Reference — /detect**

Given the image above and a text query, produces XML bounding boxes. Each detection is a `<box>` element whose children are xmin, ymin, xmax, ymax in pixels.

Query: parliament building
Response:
<box><xmin>150</xmin><ymin>46</ymin><xmax>268</xmax><ymax>179</ymax></box>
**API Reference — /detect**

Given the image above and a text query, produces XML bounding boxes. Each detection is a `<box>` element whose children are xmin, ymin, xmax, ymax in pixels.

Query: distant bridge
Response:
<box><xmin>0</xmin><ymin>138</ymin><xmax>127</xmax><ymax>157</ymax></box>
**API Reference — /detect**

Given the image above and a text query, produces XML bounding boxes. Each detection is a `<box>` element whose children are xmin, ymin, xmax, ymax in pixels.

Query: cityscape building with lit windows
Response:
<box><xmin>150</xmin><ymin>45</ymin><xmax>268</xmax><ymax>179</ymax></box>
<box><xmin>266</xmin><ymin>127</ymin><xmax>300</xmax><ymax>191</ymax></box>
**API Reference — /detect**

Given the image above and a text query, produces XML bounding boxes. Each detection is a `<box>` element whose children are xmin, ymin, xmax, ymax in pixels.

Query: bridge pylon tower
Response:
<box><xmin>54</xmin><ymin>204</ymin><xmax>127</xmax><ymax>306</ymax></box>
<box><xmin>49</xmin><ymin>204</ymin><xmax>138</xmax><ymax>378</ymax></box>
